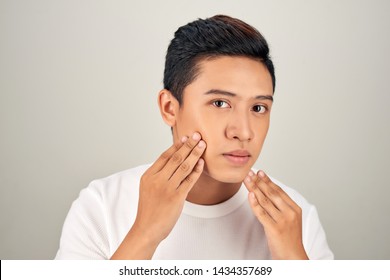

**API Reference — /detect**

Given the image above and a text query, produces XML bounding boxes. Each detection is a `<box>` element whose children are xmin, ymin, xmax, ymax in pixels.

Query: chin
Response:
<box><xmin>203</xmin><ymin>164</ymin><xmax>250</xmax><ymax>184</ymax></box>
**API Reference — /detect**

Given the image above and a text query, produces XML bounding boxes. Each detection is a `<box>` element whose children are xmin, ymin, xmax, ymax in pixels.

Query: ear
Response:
<box><xmin>158</xmin><ymin>89</ymin><xmax>179</xmax><ymax>127</ymax></box>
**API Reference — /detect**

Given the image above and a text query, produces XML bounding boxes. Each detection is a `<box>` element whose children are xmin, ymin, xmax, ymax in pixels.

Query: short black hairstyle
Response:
<box><xmin>163</xmin><ymin>15</ymin><xmax>275</xmax><ymax>105</ymax></box>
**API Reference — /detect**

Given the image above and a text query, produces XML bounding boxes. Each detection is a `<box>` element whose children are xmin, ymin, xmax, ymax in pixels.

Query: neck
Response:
<box><xmin>186</xmin><ymin>171</ymin><xmax>242</xmax><ymax>205</ymax></box>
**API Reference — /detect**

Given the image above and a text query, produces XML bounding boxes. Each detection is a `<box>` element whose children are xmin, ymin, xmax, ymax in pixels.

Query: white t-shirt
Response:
<box><xmin>55</xmin><ymin>164</ymin><xmax>334</xmax><ymax>259</ymax></box>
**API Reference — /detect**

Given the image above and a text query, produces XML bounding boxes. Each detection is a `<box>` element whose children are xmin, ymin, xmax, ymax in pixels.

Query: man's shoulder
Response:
<box><xmin>98</xmin><ymin>163</ymin><xmax>151</xmax><ymax>183</ymax></box>
<box><xmin>83</xmin><ymin>164</ymin><xmax>151</xmax><ymax>198</ymax></box>
<box><xmin>269</xmin><ymin>176</ymin><xmax>311</xmax><ymax>207</ymax></box>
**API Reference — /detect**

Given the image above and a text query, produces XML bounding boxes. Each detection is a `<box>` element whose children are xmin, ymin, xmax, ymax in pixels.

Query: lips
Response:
<box><xmin>223</xmin><ymin>150</ymin><xmax>251</xmax><ymax>165</ymax></box>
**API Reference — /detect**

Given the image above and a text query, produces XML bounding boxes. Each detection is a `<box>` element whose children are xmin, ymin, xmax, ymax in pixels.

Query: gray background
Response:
<box><xmin>1</xmin><ymin>0</ymin><xmax>389</xmax><ymax>259</ymax></box>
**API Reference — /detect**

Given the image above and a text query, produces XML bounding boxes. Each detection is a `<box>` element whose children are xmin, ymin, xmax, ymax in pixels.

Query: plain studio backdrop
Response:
<box><xmin>1</xmin><ymin>0</ymin><xmax>389</xmax><ymax>259</ymax></box>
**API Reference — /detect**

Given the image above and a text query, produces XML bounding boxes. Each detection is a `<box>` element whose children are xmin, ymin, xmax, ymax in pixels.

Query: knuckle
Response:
<box><xmin>191</xmin><ymin>147</ymin><xmax>201</xmax><ymax>157</ymax></box>
<box><xmin>166</xmin><ymin>193</ymin><xmax>177</xmax><ymax>204</ymax></box>
<box><xmin>194</xmin><ymin>164</ymin><xmax>202</xmax><ymax>173</ymax></box>
<box><xmin>171</xmin><ymin>153</ymin><xmax>183</xmax><ymax>164</ymax></box>
<box><xmin>260</xmin><ymin>196</ymin><xmax>269</xmax><ymax>205</ymax></box>
<box><xmin>278</xmin><ymin>217</ymin><xmax>287</xmax><ymax>228</ymax></box>
<box><xmin>274</xmin><ymin>187</ymin><xmax>284</xmax><ymax>196</ymax></box>
<box><xmin>140</xmin><ymin>173</ymin><xmax>152</xmax><ymax>184</ymax></box>
<box><xmin>184</xmin><ymin>140</ymin><xmax>194</xmax><ymax>150</ymax></box>
<box><xmin>267</xmin><ymin>188</ymin><xmax>278</xmax><ymax>198</ymax></box>
<box><xmin>185</xmin><ymin>175</ymin><xmax>194</xmax><ymax>184</ymax></box>
<box><xmin>160</xmin><ymin>150</ymin><xmax>170</xmax><ymax>160</ymax></box>
<box><xmin>174</xmin><ymin>141</ymin><xmax>183</xmax><ymax>149</ymax></box>
<box><xmin>274</xmin><ymin>226</ymin><xmax>284</xmax><ymax>235</ymax></box>
<box><xmin>258</xmin><ymin>208</ymin><xmax>268</xmax><ymax>217</ymax></box>
<box><xmin>180</xmin><ymin>162</ymin><xmax>190</xmax><ymax>172</ymax></box>
<box><xmin>286</xmin><ymin>210</ymin><xmax>299</xmax><ymax>222</ymax></box>
<box><xmin>274</xmin><ymin>184</ymin><xmax>283</xmax><ymax>192</ymax></box>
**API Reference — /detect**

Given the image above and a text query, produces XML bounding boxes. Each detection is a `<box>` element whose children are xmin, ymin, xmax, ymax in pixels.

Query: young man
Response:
<box><xmin>55</xmin><ymin>15</ymin><xmax>333</xmax><ymax>260</ymax></box>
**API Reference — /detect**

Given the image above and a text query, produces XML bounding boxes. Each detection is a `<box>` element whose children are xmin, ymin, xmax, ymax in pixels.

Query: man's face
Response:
<box><xmin>173</xmin><ymin>56</ymin><xmax>273</xmax><ymax>183</ymax></box>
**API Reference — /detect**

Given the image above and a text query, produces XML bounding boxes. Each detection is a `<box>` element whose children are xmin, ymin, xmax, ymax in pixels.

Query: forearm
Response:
<box><xmin>110</xmin><ymin>226</ymin><xmax>160</xmax><ymax>260</ymax></box>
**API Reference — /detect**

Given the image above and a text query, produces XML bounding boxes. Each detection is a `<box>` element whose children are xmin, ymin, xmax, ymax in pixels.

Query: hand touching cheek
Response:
<box><xmin>244</xmin><ymin>171</ymin><xmax>309</xmax><ymax>260</ymax></box>
<box><xmin>111</xmin><ymin>132</ymin><xmax>206</xmax><ymax>259</ymax></box>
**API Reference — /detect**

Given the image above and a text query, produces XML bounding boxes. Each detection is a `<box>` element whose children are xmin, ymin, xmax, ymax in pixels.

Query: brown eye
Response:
<box><xmin>213</xmin><ymin>100</ymin><xmax>229</xmax><ymax>108</ymax></box>
<box><xmin>252</xmin><ymin>105</ymin><xmax>266</xmax><ymax>113</ymax></box>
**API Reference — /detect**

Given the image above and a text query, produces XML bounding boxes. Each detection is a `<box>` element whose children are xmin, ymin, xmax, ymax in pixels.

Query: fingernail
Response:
<box><xmin>198</xmin><ymin>140</ymin><xmax>206</xmax><ymax>148</ymax></box>
<box><xmin>248</xmin><ymin>170</ymin><xmax>254</xmax><ymax>177</ymax></box>
<box><xmin>181</xmin><ymin>136</ymin><xmax>188</xmax><ymax>143</ymax></box>
<box><xmin>245</xmin><ymin>176</ymin><xmax>251</xmax><ymax>183</ymax></box>
<box><xmin>258</xmin><ymin>170</ymin><xmax>265</xmax><ymax>178</ymax></box>
<box><xmin>198</xmin><ymin>158</ymin><xmax>204</xmax><ymax>165</ymax></box>
<box><xmin>192</xmin><ymin>132</ymin><xmax>201</xmax><ymax>141</ymax></box>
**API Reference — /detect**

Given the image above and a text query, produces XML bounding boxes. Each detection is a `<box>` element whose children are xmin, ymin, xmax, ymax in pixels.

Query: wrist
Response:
<box><xmin>110</xmin><ymin>224</ymin><xmax>162</xmax><ymax>260</ymax></box>
<box><xmin>130</xmin><ymin>223</ymin><xmax>163</xmax><ymax>249</ymax></box>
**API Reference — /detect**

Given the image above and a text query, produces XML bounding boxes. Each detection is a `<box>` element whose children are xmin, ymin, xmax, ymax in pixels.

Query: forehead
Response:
<box><xmin>185</xmin><ymin>56</ymin><xmax>274</xmax><ymax>98</ymax></box>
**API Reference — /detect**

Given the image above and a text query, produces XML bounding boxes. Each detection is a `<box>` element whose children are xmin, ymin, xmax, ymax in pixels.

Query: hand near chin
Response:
<box><xmin>244</xmin><ymin>171</ymin><xmax>309</xmax><ymax>260</ymax></box>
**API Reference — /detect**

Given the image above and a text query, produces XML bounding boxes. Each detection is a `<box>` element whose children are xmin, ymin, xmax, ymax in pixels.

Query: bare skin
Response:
<box><xmin>111</xmin><ymin>133</ymin><xmax>206</xmax><ymax>259</ymax></box>
<box><xmin>244</xmin><ymin>170</ymin><xmax>309</xmax><ymax>260</ymax></box>
<box><xmin>111</xmin><ymin>56</ymin><xmax>308</xmax><ymax>260</ymax></box>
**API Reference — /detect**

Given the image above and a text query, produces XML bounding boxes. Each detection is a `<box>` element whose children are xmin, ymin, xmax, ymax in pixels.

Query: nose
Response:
<box><xmin>225</xmin><ymin>109</ymin><xmax>254</xmax><ymax>142</ymax></box>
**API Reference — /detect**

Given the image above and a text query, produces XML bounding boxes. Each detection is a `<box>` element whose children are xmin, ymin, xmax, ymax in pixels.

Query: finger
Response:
<box><xmin>169</xmin><ymin>139</ymin><xmax>206</xmax><ymax>186</ymax></box>
<box><xmin>163</xmin><ymin>132</ymin><xmax>203</xmax><ymax>179</ymax></box>
<box><xmin>243</xmin><ymin>170</ymin><xmax>257</xmax><ymax>191</ymax></box>
<box><xmin>147</xmin><ymin>136</ymin><xmax>187</xmax><ymax>174</ymax></box>
<box><xmin>257</xmin><ymin>170</ymin><xmax>301</xmax><ymax>212</ymax></box>
<box><xmin>250</xmin><ymin>181</ymin><xmax>281</xmax><ymax>222</ymax></box>
<box><xmin>248</xmin><ymin>192</ymin><xmax>275</xmax><ymax>228</ymax></box>
<box><xmin>178</xmin><ymin>158</ymin><xmax>205</xmax><ymax>196</ymax></box>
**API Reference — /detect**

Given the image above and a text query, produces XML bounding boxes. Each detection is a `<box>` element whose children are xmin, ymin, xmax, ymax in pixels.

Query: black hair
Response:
<box><xmin>163</xmin><ymin>15</ymin><xmax>275</xmax><ymax>104</ymax></box>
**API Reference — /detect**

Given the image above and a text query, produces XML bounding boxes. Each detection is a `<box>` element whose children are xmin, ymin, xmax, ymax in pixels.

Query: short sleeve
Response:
<box><xmin>303</xmin><ymin>206</ymin><xmax>334</xmax><ymax>260</ymax></box>
<box><xmin>55</xmin><ymin>181</ymin><xmax>111</xmax><ymax>259</ymax></box>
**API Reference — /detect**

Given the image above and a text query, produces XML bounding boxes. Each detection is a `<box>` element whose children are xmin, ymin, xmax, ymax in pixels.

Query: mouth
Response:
<box><xmin>222</xmin><ymin>150</ymin><xmax>251</xmax><ymax>165</ymax></box>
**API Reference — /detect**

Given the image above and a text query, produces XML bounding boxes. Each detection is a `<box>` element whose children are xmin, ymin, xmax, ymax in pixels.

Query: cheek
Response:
<box><xmin>177</xmin><ymin>110</ymin><xmax>220</xmax><ymax>141</ymax></box>
<box><xmin>176</xmin><ymin>111</ymin><xmax>201</xmax><ymax>137</ymax></box>
<box><xmin>251</xmin><ymin>123</ymin><xmax>270</xmax><ymax>156</ymax></box>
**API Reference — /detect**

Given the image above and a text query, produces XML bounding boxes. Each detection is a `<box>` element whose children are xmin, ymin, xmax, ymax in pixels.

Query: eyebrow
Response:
<box><xmin>204</xmin><ymin>89</ymin><xmax>273</xmax><ymax>102</ymax></box>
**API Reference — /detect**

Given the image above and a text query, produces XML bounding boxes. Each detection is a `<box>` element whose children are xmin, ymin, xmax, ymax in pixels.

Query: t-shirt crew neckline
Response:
<box><xmin>182</xmin><ymin>185</ymin><xmax>248</xmax><ymax>219</ymax></box>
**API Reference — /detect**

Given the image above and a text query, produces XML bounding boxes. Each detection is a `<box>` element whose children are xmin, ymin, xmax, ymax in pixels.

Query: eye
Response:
<box><xmin>252</xmin><ymin>105</ymin><xmax>267</xmax><ymax>113</ymax></box>
<box><xmin>213</xmin><ymin>100</ymin><xmax>230</xmax><ymax>108</ymax></box>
